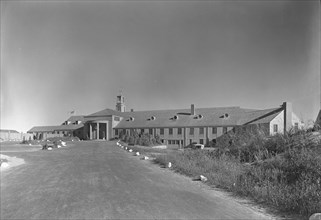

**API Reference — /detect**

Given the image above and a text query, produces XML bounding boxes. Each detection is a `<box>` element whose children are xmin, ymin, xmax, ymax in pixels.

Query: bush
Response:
<box><xmin>120</xmin><ymin>132</ymin><xmax>162</xmax><ymax>147</ymax></box>
<box><xmin>155</xmin><ymin>128</ymin><xmax>321</xmax><ymax>218</ymax></box>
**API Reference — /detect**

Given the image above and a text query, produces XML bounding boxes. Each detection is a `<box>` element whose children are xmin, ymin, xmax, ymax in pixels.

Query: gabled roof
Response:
<box><xmin>86</xmin><ymin>108</ymin><xmax>125</xmax><ymax>117</ymax></box>
<box><xmin>112</xmin><ymin>106</ymin><xmax>282</xmax><ymax>129</ymax></box>
<box><xmin>63</xmin><ymin>115</ymin><xmax>84</xmax><ymax>124</ymax></box>
<box><xmin>28</xmin><ymin>124</ymin><xmax>83</xmax><ymax>133</ymax></box>
<box><xmin>237</xmin><ymin>108</ymin><xmax>282</xmax><ymax>125</ymax></box>
<box><xmin>0</xmin><ymin>129</ymin><xmax>19</xmax><ymax>133</ymax></box>
<box><xmin>54</xmin><ymin>124</ymin><xmax>84</xmax><ymax>131</ymax></box>
<box><xmin>28</xmin><ymin>126</ymin><xmax>59</xmax><ymax>133</ymax></box>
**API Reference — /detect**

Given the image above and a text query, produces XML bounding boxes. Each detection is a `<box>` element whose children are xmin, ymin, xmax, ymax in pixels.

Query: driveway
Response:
<box><xmin>1</xmin><ymin>141</ymin><xmax>275</xmax><ymax>219</ymax></box>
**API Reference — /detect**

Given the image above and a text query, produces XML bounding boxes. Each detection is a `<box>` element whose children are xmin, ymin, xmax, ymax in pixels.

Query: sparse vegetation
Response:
<box><xmin>120</xmin><ymin>131</ymin><xmax>162</xmax><ymax>147</ymax></box>
<box><xmin>154</xmin><ymin>127</ymin><xmax>321</xmax><ymax>218</ymax></box>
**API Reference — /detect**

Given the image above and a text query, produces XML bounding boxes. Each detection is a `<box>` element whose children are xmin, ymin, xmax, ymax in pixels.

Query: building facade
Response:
<box><xmin>28</xmin><ymin>116</ymin><xmax>84</xmax><ymax>140</ymax></box>
<box><xmin>28</xmin><ymin>94</ymin><xmax>304</xmax><ymax>145</ymax></box>
<box><xmin>0</xmin><ymin>129</ymin><xmax>33</xmax><ymax>142</ymax></box>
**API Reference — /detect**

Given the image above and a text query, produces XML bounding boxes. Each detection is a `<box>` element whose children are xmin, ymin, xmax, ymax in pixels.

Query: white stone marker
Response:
<box><xmin>200</xmin><ymin>175</ymin><xmax>208</xmax><ymax>182</ymax></box>
<box><xmin>1</xmin><ymin>162</ymin><xmax>9</xmax><ymax>168</ymax></box>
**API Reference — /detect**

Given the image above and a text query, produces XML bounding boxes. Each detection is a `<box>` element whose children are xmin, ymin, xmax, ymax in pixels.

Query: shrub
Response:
<box><xmin>120</xmin><ymin>132</ymin><xmax>161</xmax><ymax>146</ymax></box>
<box><xmin>155</xmin><ymin>128</ymin><xmax>321</xmax><ymax>218</ymax></box>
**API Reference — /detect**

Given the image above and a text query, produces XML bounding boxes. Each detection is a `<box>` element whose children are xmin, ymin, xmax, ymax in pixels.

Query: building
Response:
<box><xmin>0</xmin><ymin>129</ymin><xmax>33</xmax><ymax>142</ymax></box>
<box><xmin>28</xmin><ymin>93</ymin><xmax>304</xmax><ymax>146</ymax></box>
<box><xmin>28</xmin><ymin>116</ymin><xmax>84</xmax><ymax>140</ymax></box>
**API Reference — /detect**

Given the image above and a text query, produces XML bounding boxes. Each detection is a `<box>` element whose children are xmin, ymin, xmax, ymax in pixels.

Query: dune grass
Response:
<box><xmin>154</xmin><ymin>129</ymin><xmax>321</xmax><ymax>218</ymax></box>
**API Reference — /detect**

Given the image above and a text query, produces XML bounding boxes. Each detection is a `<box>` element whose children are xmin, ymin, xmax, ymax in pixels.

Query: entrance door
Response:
<box><xmin>99</xmin><ymin>123</ymin><xmax>107</xmax><ymax>140</ymax></box>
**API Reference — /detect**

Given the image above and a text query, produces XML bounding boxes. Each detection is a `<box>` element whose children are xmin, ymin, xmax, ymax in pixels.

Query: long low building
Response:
<box><xmin>28</xmin><ymin>116</ymin><xmax>84</xmax><ymax>140</ymax></box>
<box><xmin>28</xmin><ymin>94</ymin><xmax>304</xmax><ymax>147</ymax></box>
<box><xmin>0</xmin><ymin>129</ymin><xmax>33</xmax><ymax>142</ymax></box>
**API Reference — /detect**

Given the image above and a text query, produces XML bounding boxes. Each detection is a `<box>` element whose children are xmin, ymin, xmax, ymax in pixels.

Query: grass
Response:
<box><xmin>20</xmin><ymin>136</ymin><xmax>80</xmax><ymax>146</ymax></box>
<box><xmin>118</xmin><ymin>142</ymin><xmax>179</xmax><ymax>158</ymax></box>
<box><xmin>153</xmin><ymin>129</ymin><xmax>321</xmax><ymax>218</ymax></box>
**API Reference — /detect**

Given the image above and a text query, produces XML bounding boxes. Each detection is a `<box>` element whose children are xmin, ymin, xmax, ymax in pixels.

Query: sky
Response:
<box><xmin>1</xmin><ymin>0</ymin><xmax>320</xmax><ymax>132</ymax></box>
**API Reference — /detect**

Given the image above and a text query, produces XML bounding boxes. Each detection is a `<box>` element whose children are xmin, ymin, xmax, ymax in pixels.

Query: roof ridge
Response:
<box><xmin>121</xmin><ymin>106</ymin><xmax>242</xmax><ymax>113</ymax></box>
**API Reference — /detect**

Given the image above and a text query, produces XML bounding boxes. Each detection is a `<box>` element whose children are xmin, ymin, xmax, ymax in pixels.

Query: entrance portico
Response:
<box><xmin>87</xmin><ymin>121</ymin><xmax>109</xmax><ymax>140</ymax></box>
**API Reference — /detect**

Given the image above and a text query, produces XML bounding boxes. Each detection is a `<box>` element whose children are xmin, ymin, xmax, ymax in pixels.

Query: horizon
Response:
<box><xmin>1</xmin><ymin>0</ymin><xmax>320</xmax><ymax>133</ymax></box>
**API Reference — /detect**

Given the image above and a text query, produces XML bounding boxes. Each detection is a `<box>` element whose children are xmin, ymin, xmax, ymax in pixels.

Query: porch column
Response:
<box><xmin>206</xmin><ymin>127</ymin><xmax>209</xmax><ymax>146</ymax></box>
<box><xmin>183</xmin><ymin>127</ymin><xmax>187</xmax><ymax>147</ymax></box>
<box><xmin>89</xmin><ymin>123</ymin><xmax>93</xmax><ymax>140</ymax></box>
<box><xmin>97</xmin><ymin>123</ymin><xmax>99</xmax><ymax>140</ymax></box>
<box><xmin>105</xmin><ymin>122</ymin><xmax>109</xmax><ymax>141</ymax></box>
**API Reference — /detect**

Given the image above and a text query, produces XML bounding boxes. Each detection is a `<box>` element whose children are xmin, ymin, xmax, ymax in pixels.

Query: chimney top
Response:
<box><xmin>191</xmin><ymin>104</ymin><xmax>195</xmax><ymax>115</ymax></box>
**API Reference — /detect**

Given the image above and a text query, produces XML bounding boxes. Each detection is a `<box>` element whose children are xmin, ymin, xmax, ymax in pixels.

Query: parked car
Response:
<box><xmin>185</xmin><ymin>142</ymin><xmax>205</xmax><ymax>150</ymax></box>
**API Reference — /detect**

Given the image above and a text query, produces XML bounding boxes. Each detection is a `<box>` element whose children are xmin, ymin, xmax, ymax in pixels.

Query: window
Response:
<box><xmin>199</xmin><ymin>127</ymin><xmax>204</xmax><ymax>135</ymax></box>
<box><xmin>160</xmin><ymin>128</ymin><xmax>164</xmax><ymax>135</ymax></box>
<box><xmin>169</xmin><ymin>128</ymin><xmax>173</xmax><ymax>135</ymax></box>
<box><xmin>149</xmin><ymin>129</ymin><xmax>153</xmax><ymax>135</ymax></box>
<box><xmin>115</xmin><ymin>129</ymin><xmax>119</xmax><ymax>136</ymax></box>
<box><xmin>212</xmin><ymin>127</ymin><xmax>217</xmax><ymax>134</ymax></box>
<box><xmin>199</xmin><ymin>139</ymin><xmax>204</xmax><ymax>144</ymax></box>
<box><xmin>273</xmin><ymin>124</ymin><xmax>278</xmax><ymax>133</ymax></box>
<box><xmin>178</xmin><ymin>128</ymin><xmax>182</xmax><ymax>135</ymax></box>
<box><xmin>223</xmin><ymin>127</ymin><xmax>227</xmax><ymax>134</ymax></box>
<box><xmin>189</xmin><ymin>128</ymin><xmax>194</xmax><ymax>135</ymax></box>
<box><xmin>140</xmin><ymin>129</ymin><xmax>144</xmax><ymax>134</ymax></box>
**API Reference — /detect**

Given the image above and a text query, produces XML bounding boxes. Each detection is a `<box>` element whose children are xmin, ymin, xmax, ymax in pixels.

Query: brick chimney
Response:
<box><xmin>191</xmin><ymin>104</ymin><xmax>195</xmax><ymax>115</ymax></box>
<box><xmin>282</xmin><ymin>102</ymin><xmax>293</xmax><ymax>134</ymax></box>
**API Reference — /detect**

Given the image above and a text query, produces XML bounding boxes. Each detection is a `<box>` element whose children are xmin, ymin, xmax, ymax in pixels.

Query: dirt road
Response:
<box><xmin>1</xmin><ymin>141</ymin><xmax>276</xmax><ymax>219</ymax></box>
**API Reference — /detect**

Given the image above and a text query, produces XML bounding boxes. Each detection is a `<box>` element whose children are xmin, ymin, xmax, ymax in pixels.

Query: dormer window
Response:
<box><xmin>219</xmin><ymin>113</ymin><xmax>229</xmax><ymax>119</ymax></box>
<box><xmin>128</xmin><ymin>117</ymin><xmax>134</xmax><ymax>121</ymax></box>
<box><xmin>173</xmin><ymin>115</ymin><xmax>179</xmax><ymax>120</ymax></box>
<box><xmin>194</xmin><ymin>114</ymin><xmax>203</xmax><ymax>119</ymax></box>
<box><xmin>151</xmin><ymin>116</ymin><xmax>156</xmax><ymax>120</ymax></box>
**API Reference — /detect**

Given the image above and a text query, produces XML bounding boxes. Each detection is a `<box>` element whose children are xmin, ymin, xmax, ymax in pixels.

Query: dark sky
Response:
<box><xmin>1</xmin><ymin>0</ymin><xmax>320</xmax><ymax>132</ymax></box>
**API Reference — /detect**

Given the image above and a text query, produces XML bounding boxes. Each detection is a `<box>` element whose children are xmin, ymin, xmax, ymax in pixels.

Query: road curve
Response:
<box><xmin>1</xmin><ymin>141</ymin><xmax>276</xmax><ymax>219</ymax></box>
